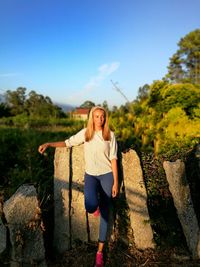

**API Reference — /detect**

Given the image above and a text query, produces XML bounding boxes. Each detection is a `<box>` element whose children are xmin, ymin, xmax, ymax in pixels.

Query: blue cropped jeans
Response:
<box><xmin>84</xmin><ymin>172</ymin><xmax>114</xmax><ymax>242</ymax></box>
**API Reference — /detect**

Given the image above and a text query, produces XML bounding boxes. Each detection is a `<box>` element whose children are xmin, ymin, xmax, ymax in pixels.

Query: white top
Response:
<box><xmin>65</xmin><ymin>128</ymin><xmax>118</xmax><ymax>176</ymax></box>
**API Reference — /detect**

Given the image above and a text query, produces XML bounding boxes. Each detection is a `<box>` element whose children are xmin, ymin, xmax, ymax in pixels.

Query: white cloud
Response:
<box><xmin>85</xmin><ymin>62</ymin><xmax>120</xmax><ymax>91</ymax></box>
<box><xmin>67</xmin><ymin>61</ymin><xmax>120</xmax><ymax>102</ymax></box>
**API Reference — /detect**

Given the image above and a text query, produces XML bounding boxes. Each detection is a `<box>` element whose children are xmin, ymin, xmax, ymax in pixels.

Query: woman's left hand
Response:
<box><xmin>112</xmin><ymin>182</ymin><xmax>118</xmax><ymax>198</ymax></box>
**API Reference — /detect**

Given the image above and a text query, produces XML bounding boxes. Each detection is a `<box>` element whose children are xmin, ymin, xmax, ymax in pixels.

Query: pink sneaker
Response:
<box><xmin>93</xmin><ymin>207</ymin><xmax>100</xmax><ymax>217</ymax></box>
<box><xmin>95</xmin><ymin>251</ymin><xmax>104</xmax><ymax>267</ymax></box>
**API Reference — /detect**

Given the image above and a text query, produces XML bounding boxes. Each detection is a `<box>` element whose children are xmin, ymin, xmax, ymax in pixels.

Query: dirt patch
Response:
<box><xmin>47</xmin><ymin>239</ymin><xmax>200</xmax><ymax>267</ymax></box>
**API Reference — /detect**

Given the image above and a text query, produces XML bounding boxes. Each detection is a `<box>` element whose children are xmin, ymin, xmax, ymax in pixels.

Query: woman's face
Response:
<box><xmin>93</xmin><ymin>109</ymin><xmax>105</xmax><ymax>130</ymax></box>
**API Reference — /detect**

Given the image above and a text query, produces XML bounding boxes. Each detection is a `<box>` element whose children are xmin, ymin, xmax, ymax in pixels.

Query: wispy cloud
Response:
<box><xmin>0</xmin><ymin>72</ymin><xmax>23</xmax><ymax>77</ymax></box>
<box><xmin>84</xmin><ymin>62</ymin><xmax>120</xmax><ymax>92</ymax></box>
<box><xmin>68</xmin><ymin>62</ymin><xmax>120</xmax><ymax>102</ymax></box>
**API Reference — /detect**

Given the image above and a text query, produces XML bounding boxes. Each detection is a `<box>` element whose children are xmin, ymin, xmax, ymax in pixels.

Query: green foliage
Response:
<box><xmin>6</xmin><ymin>87</ymin><xmax>26</xmax><ymax>115</ymax></box>
<box><xmin>160</xmin><ymin>83</ymin><xmax>200</xmax><ymax>116</ymax></box>
<box><xmin>132</xmin><ymin>80</ymin><xmax>200</xmax><ymax>155</ymax></box>
<box><xmin>0</xmin><ymin>121</ymin><xmax>83</xmax><ymax>200</ymax></box>
<box><xmin>0</xmin><ymin>103</ymin><xmax>11</xmax><ymax>117</ymax></box>
<box><xmin>111</xmin><ymin>78</ymin><xmax>200</xmax><ymax>155</ymax></box>
<box><xmin>136</xmin><ymin>83</ymin><xmax>150</xmax><ymax>101</ymax></box>
<box><xmin>147</xmin><ymin>80</ymin><xmax>168</xmax><ymax>111</ymax></box>
<box><xmin>147</xmin><ymin>81</ymin><xmax>200</xmax><ymax>115</ymax></box>
<box><xmin>109</xmin><ymin>106</ymin><xmax>138</xmax><ymax>150</ymax></box>
<box><xmin>0</xmin><ymin>115</ymin><xmax>84</xmax><ymax>129</ymax></box>
<box><xmin>4</xmin><ymin>88</ymin><xmax>66</xmax><ymax>118</ymax></box>
<box><xmin>192</xmin><ymin>103</ymin><xmax>200</xmax><ymax>118</ymax></box>
<box><xmin>166</xmin><ymin>29</ymin><xmax>200</xmax><ymax>84</ymax></box>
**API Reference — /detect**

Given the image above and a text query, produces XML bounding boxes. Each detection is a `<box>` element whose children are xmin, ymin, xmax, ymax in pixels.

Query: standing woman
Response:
<box><xmin>38</xmin><ymin>106</ymin><xmax>118</xmax><ymax>267</ymax></box>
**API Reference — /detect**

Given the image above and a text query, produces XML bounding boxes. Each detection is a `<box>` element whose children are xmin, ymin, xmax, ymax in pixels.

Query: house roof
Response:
<box><xmin>73</xmin><ymin>108</ymin><xmax>90</xmax><ymax>115</ymax></box>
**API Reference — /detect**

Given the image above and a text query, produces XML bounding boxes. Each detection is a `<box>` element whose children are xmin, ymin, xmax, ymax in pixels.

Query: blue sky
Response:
<box><xmin>0</xmin><ymin>0</ymin><xmax>200</xmax><ymax>107</ymax></box>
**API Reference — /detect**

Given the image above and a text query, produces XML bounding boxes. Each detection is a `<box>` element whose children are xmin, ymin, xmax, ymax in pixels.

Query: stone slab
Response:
<box><xmin>122</xmin><ymin>149</ymin><xmax>154</xmax><ymax>249</ymax></box>
<box><xmin>163</xmin><ymin>160</ymin><xmax>200</xmax><ymax>259</ymax></box>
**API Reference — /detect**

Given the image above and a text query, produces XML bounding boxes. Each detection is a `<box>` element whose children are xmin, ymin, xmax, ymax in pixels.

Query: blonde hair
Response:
<box><xmin>85</xmin><ymin>106</ymin><xmax>111</xmax><ymax>141</ymax></box>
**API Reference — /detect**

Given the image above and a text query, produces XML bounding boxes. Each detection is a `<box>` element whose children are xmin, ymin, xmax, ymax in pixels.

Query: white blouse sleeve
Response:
<box><xmin>109</xmin><ymin>132</ymin><xmax>118</xmax><ymax>160</ymax></box>
<box><xmin>65</xmin><ymin>128</ymin><xmax>85</xmax><ymax>147</ymax></box>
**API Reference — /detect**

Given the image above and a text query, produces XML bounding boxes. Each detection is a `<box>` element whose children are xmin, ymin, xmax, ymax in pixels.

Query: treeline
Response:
<box><xmin>0</xmin><ymin>87</ymin><xmax>66</xmax><ymax>118</ymax></box>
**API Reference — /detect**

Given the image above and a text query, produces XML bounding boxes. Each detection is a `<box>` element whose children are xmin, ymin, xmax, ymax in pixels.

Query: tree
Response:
<box><xmin>147</xmin><ymin>80</ymin><xmax>168</xmax><ymax>113</ymax></box>
<box><xmin>161</xmin><ymin>83</ymin><xmax>200</xmax><ymax>116</ymax></box>
<box><xmin>25</xmin><ymin>90</ymin><xmax>65</xmax><ymax>118</ymax></box>
<box><xmin>102</xmin><ymin>100</ymin><xmax>109</xmax><ymax>111</ymax></box>
<box><xmin>156</xmin><ymin>107</ymin><xmax>200</xmax><ymax>156</ymax></box>
<box><xmin>0</xmin><ymin>103</ymin><xmax>11</xmax><ymax>117</ymax></box>
<box><xmin>136</xmin><ymin>84</ymin><xmax>150</xmax><ymax>101</ymax></box>
<box><xmin>5</xmin><ymin>88</ymin><xmax>65</xmax><ymax>118</ymax></box>
<box><xmin>6</xmin><ymin>87</ymin><xmax>26</xmax><ymax>115</ymax></box>
<box><xmin>80</xmin><ymin>100</ymin><xmax>95</xmax><ymax>109</ymax></box>
<box><xmin>166</xmin><ymin>29</ymin><xmax>200</xmax><ymax>84</ymax></box>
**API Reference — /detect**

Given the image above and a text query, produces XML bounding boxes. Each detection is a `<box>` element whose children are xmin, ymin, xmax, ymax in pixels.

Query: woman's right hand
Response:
<box><xmin>38</xmin><ymin>143</ymin><xmax>49</xmax><ymax>154</ymax></box>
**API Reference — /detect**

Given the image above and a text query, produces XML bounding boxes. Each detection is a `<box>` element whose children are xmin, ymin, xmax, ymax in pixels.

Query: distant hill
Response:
<box><xmin>55</xmin><ymin>102</ymin><xmax>76</xmax><ymax>112</ymax></box>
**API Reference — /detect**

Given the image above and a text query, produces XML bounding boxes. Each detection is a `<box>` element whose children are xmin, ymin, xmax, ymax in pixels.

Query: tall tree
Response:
<box><xmin>166</xmin><ymin>29</ymin><xmax>200</xmax><ymax>84</ymax></box>
<box><xmin>6</xmin><ymin>87</ymin><xmax>27</xmax><ymax>115</ymax></box>
<box><xmin>25</xmin><ymin>90</ymin><xmax>64</xmax><ymax>118</ymax></box>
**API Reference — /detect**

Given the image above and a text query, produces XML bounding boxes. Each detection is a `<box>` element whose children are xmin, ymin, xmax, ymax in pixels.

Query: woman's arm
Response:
<box><xmin>111</xmin><ymin>158</ymin><xmax>118</xmax><ymax>197</ymax></box>
<box><xmin>38</xmin><ymin>141</ymin><xmax>66</xmax><ymax>154</ymax></box>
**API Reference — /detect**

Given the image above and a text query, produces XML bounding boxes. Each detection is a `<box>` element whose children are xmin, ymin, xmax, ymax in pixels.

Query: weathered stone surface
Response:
<box><xmin>0</xmin><ymin>217</ymin><xmax>6</xmax><ymax>254</ymax></box>
<box><xmin>163</xmin><ymin>160</ymin><xmax>200</xmax><ymax>259</ymax></box>
<box><xmin>87</xmin><ymin>213</ymin><xmax>100</xmax><ymax>242</ymax></box>
<box><xmin>71</xmin><ymin>145</ymin><xmax>100</xmax><ymax>244</ymax></box>
<box><xmin>3</xmin><ymin>184</ymin><xmax>46</xmax><ymax>266</ymax></box>
<box><xmin>70</xmin><ymin>145</ymin><xmax>87</xmax><ymax>245</ymax></box>
<box><xmin>54</xmin><ymin>147</ymin><xmax>70</xmax><ymax>252</ymax></box>
<box><xmin>54</xmin><ymin>145</ymin><xmax>111</xmax><ymax>248</ymax></box>
<box><xmin>122</xmin><ymin>149</ymin><xmax>154</xmax><ymax>249</ymax></box>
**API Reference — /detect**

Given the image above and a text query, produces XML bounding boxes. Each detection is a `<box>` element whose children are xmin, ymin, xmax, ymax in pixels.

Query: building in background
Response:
<box><xmin>72</xmin><ymin>107</ymin><xmax>90</xmax><ymax>120</ymax></box>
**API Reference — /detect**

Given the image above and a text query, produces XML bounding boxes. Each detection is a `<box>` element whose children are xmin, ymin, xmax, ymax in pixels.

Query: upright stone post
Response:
<box><xmin>54</xmin><ymin>147</ymin><xmax>70</xmax><ymax>252</ymax></box>
<box><xmin>163</xmin><ymin>160</ymin><xmax>200</xmax><ymax>259</ymax></box>
<box><xmin>70</xmin><ymin>145</ymin><xmax>87</xmax><ymax>245</ymax></box>
<box><xmin>3</xmin><ymin>185</ymin><xmax>46</xmax><ymax>267</ymax></box>
<box><xmin>70</xmin><ymin>145</ymin><xmax>99</xmax><ymax>244</ymax></box>
<box><xmin>54</xmin><ymin>146</ymin><xmax>100</xmax><ymax>250</ymax></box>
<box><xmin>122</xmin><ymin>149</ymin><xmax>154</xmax><ymax>249</ymax></box>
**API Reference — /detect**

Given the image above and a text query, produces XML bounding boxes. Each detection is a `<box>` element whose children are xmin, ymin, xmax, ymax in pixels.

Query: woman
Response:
<box><xmin>38</xmin><ymin>106</ymin><xmax>118</xmax><ymax>267</ymax></box>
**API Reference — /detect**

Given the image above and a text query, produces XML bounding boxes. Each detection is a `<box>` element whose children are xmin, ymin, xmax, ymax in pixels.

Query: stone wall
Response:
<box><xmin>54</xmin><ymin>146</ymin><xmax>155</xmax><ymax>253</ymax></box>
<box><xmin>53</xmin><ymin>146</ymin><xmax>200</xmax><ymax>259</ymax></box>
<box><xmin>1</xmin><ymin>146</ymin><xmax>200</xmax><ymax>265</ymax></box>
